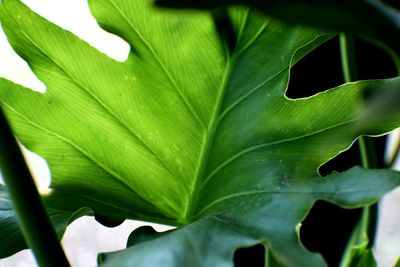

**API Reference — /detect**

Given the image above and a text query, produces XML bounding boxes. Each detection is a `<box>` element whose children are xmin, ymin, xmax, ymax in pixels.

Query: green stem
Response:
<box><xmin>358</xmin><ymin>136</ymin><xmax>378</xmax><ymax>169</ymax></box>
<box><xmin>340</xmin><ymin>33</ymin><xmax>358</xmax><ymax>82</ymax></box>
<box><xmin>0</xmin><ymin>108</ymin><xmax>70</xmax><ymax>267</ymax></box>
<box><xmin>387</xmin><ymin>137</ymin><xmax>400</xmax><ymax>167</ymax></box>
<box><xmin>264</xmin><ymin>246</ymin><xmax>284</xmax><ymax>267</ymax></box>
<box><xmin>339</xmin><ymin>33</ymin><xmax>379</xmax><ymax>264</ymax></box>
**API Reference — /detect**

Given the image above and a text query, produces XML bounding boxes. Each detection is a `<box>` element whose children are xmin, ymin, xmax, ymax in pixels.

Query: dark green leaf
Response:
<box><xmin>155</xmin><ymin>0</ymin><xmax>400</xmax><ymax>56</ymax></box>
<box><xmin>127</xmin><ymin>225</ymin><xmax>170</xmax><ymax>247</ymax></box>
<box><xmin>0</xmin><ymin>184</ymin><xmax>91</xmax><ymax>258</ymax></box>
<box><xmin>97</xmin><ymin>226</ymin><xmax>168</xmax><ymax>264</ymax></box>
<box><xmin>101</xmin><ymin>168</ymin><xmax>400</xmax><ymax>267</ymax></box>
<box><xmin>0</xmin><ymin>184</ymin><xmax>26</xmax><ymax>258</ymax></box>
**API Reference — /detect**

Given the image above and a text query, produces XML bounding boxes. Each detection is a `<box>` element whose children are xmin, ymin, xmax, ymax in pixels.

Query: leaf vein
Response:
<box><xmin>196</xmin><ymin>187</ymin><xmax>369</xmax><ymax>217</ymax></box>
<box><xmin>13</xmin><ymin>23</ymin><xmax>180</xmax><ymax>181</ymax></box>
<box><xmin>1</xmin><ymin>101</ymin><xmax>161</xmax><ymax>213</ymax></box>
<box><xmin>108</xmin><ymin>0</ymin><xmax>206</xmax><ymax>128</ymax></box>
<box><xmin>203</xmin><ymin>118</ymin><xmax>356</xmax><ymax>185</ymax></box>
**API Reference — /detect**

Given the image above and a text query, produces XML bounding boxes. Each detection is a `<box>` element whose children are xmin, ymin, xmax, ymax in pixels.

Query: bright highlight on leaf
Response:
<box><xmin>0</xmin><ymin>0</ymin><xmax>399</xmax><ymax>266</ymax></box>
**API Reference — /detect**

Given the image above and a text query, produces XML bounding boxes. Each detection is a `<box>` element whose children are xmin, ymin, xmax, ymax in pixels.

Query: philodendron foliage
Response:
<box><xmin>155</xmin><ymin>0</ymin><xmax>400</xmax><ymax>56</ymax></box>
<box><xmin>0</xmin><ymin>0</ymin><xmax>400</xmax><ymax>266</ymax></box>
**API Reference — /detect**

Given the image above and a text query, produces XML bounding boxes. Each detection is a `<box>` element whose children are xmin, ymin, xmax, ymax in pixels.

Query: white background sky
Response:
<box><xmin>0</xmin><ymin>0</ymin><xmax>399</xmax><ymax>266</ymax></box>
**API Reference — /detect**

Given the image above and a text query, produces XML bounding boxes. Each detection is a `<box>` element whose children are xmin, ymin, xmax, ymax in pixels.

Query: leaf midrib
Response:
<box><xmin>183</xmin><ymin>12</ymin><xmax>269</xmax><ymax>222</ymax></box>
<box><xmin>184</xmin><ymin>59</ymin><xmax>234</xmax><ymax>223</ymax></box>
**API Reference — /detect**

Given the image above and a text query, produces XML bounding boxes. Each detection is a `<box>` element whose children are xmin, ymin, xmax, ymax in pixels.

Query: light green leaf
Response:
<box><xmin>0</xmin><ymin>0</ymin><xmax>399</xmax><ymax>266</ymax></box>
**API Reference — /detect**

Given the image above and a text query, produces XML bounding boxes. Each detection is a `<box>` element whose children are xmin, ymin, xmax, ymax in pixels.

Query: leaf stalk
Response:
<box><xmin>339</xmin><ymin>33</ymin><xmax>379</xmax><ymax>264</ymax></box>
<box><xmin>0</xmin><ymin>107</ymin><xmax>70</xmax><ymax>267</ymax></box>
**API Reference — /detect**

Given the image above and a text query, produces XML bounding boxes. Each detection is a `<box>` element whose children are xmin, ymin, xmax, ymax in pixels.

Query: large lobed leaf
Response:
<box><xmin>101</xmin><ymin>167</ymin><xmax>400</xmax><ymax>267</ymax></box>
<box><xmin>0</xmin><ymin>0</ymin><xmax>400</xmax><ymax>266</ymax></box>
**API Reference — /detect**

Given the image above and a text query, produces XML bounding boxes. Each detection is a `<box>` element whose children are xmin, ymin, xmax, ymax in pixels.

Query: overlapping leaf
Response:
<box><xmin>0</xmin><ymin>184</ymin><xmax>91</xmax><ymax>258</ymax></box>
<box><xmin>100</xmin><ymin>167</ymin><xmax>400</xmax><ymax>267</ymax></box>
<box><xmin>156</xmin><ymin>0</ymin><xmax>400</xmax><ymax>57</ymax></box>
<box><xmin>0</xmin><ymin>0</ymin><xmax>400</xmax><ymax>266</ymax></box>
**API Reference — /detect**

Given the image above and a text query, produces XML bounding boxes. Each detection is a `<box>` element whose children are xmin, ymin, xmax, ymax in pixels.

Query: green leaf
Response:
<box><xmin>0</xmin><ymin>184</ymin><xmax>91</xmax><ymax>258</ymax></box>
<box><xmin>97</xmin><ymin>225</ymin><xmax>170</xmax><ymax>264</ymax></box>
<box><xmin>353</xmin><ymin>250</ymin><xmax>377</xmax><ymax>267</ymax></box>
<box><xmin>395</xmin><ymin>257</ymin><xmax>400</xmax><ymax>267</ymax></box>
<box><xmin>0</xmin><ymin>0</ymin><xmax>400</xmax><ymax>266</ymax></box>
<box><xmin>339</xmin><ymin>220</ymin><xmax>369</xmax><ymax>267</ymax></box>
<box><xmin>155</xmin><ymin>0</ymin><xmax>400</xmax><ymax>57</ymax></box>
<box><xmin>126</xmin><ymin>225</ymin><xmax>171</xmax><ymax>247</ymax></box>
<box><xmin>339</xmin><ymin>220</ymin><xmax>378</xmax><ymax>267</ymax></box>
<box><xmin>0</xmin><ymin>184</ymin><xmax>26</xmax><ymax>258</ymax></box>
<box><xmin>100</xmin><ymin>168</ymin><xmax>400</xmax><ymax>267</ymax></box>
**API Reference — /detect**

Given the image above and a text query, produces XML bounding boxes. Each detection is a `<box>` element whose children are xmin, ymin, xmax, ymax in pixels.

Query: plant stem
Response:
<box><xmin>340</xmin><ymin>33</ymin><xmax>358</xmax><ymax>82</ymax></box>
<box><xmin>0</xmin><ymin>108</ymin><xmax>70</xmax><ymax>267</ymax></box>
<box><xmin>387</xmin><ymin>135</ymin><xmax>400</xmax><ymax>167</ymax></box>
<box><xmin>265</xmin><ymin>246</ymin><xmax>286</xmax><ymax>267</ymax></box>
<box><xmin>339</xmin><ymin>33</ymin><xmax>379</xmax><ymax>255</ymax></box>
